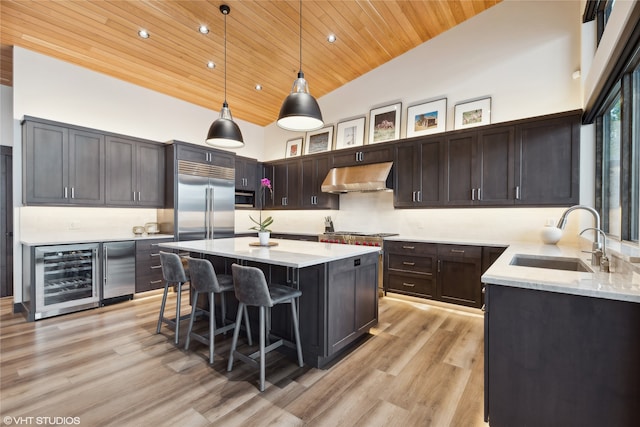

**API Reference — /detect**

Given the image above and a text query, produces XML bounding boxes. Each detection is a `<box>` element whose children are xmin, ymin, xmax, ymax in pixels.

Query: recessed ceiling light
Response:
<box><xmin>327</xmin><ymin>34</ymin><xmax>337</xmax><ymax>43</ymax></box>
<box><xmin>255</xmin><ymin>84</ymin><xmax>262</xmax><ymax>91</ymax></box>
<box><xmin>138</xmin><ymin>29</ymin><xmax>150</xmax><ymax>39</ymax></box>
<box><xmin>207</xmin><ymin>61</ymin><xmax>215</xmax><ymax>69</ymax></box>
<box><xmin>199</xmin><ymin>25</ymin><xmax>209</xmax><ymax>34</ymax></box>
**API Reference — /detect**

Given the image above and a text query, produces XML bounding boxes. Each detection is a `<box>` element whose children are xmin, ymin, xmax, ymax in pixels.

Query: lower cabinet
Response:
<box><xmin>485</xmin><ymin>284</ymin><xmax>640</xmax><ymax>426</ymax></box>
<box><xmin>385</xmin><ymin>240</ymin><xmax>494</xmax><ymax>309</ymax></box>
<box><xmin>135</xmin><ymin>238</ymin><xmax>172</xmax><ymax>293</ymax></box>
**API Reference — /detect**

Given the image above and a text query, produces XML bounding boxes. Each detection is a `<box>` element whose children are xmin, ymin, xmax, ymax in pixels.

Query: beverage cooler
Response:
<box><xmin>22</xmin><ymin>243</ymin><xmax>100</xmax><ymax>321</ymax></box>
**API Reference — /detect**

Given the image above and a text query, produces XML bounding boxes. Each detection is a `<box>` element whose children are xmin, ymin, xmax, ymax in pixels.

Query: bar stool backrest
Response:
<box><xmin>231</xmin><ymin>264</ymin><xmax>274</xmax><ymax>308</ymax></box>
<box><xmin>187</xmin><ymin>257</ymin><xmax>225</xmax><ymax>293</ymax></box>
<box><xmin>159</xmin><ymin>251</ymin><xmax>188</xmax><ymax>283</ymax></box>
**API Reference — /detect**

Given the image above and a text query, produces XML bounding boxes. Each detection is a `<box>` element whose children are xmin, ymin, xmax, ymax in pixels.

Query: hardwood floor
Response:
<box><xmin>0</xmin><ymin>292</ymin><xmax>486</xmax><ymax>426</ymax></box>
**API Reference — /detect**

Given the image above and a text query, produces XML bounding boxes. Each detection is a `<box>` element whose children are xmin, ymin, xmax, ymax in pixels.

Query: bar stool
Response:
<box><xmin>157</xmin><ymin>251</ymin><xmax>190</xmax><ymax>345</ymax></box>
<box><xmin>184</xmin><ymin>257</ymin><xmax>252</xmax><ymax>364</ymax></box>
<box><xmin>227</xmin><ymin>264</ymin><xmax>304</xmax><ymax>392</ymax></box>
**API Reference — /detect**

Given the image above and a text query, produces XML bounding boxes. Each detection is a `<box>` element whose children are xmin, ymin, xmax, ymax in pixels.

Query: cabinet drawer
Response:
<box><xmin>387</xmin><ymin>272</ymin><xmax>434</xmax><ymax>297</ymax></box>
<box><xmin>385</xmin><ymin>241</ymin><xmax>437</xmax><ymax>256</ymax></box>
<box><xmin>136</xmin><ymin>238</ymin><xmax>172</xmax><ymax>253</ymax></box>
<box><xmin>437</xmin><ymin>244</ymin><xmax>482</xmax><ymax>260</ymax></box>
<box><xmin>387</xmin><ymin>253</ymin><xmax>435</xmax><ymax>274</ymax></box>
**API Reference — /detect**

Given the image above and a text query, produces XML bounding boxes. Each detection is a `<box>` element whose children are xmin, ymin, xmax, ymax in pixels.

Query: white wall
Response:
<box><xmin>1</xmin><ymin>85</ymin><xmax>13</xmax><ymax>147</ymax></box>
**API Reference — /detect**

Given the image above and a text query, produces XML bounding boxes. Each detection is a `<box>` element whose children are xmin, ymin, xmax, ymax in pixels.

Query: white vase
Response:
<box><xmin>540</xmin><ymin>225</ymin><xmax>563</xmax><ymax>245</ymax></box>
<box><xmin>258</xmin><ymin>231</ymin><xmax>270</xmax><ymax>246</ymax></box>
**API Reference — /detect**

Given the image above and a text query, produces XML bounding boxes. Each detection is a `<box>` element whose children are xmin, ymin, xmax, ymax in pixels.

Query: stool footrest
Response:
<box><xmin>188</xmin><ymin>322</ymin><xmax>235</xmax><ymax>346</ymax></box>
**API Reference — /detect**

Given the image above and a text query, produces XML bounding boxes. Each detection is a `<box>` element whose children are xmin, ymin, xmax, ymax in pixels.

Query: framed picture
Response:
<box><xmin>406</xmin><ymin>98</ymin><xmax>447</xmax><ymax>137</ymax></box>
<box><xmin>304</xmin><ymin>125</ymin><xmax>334</xmax><ymax>155</ymax></box>
<box><xmin>369</xmin><ymin>102</ymin><xmax>401</xmax><ymax>144</ymax></box>
<box><xmin>335</xmin><ymin>116</ymin><xmax>366</xmax><ymax>150</ymax></box>
<box><xmin>454</xmin><ymin>97</ymin><xmax>491</xmax><ymax>129</ymax></box>
<box><xmin>285</xmin><ymin>137</ymin><xmax>303</xmax><ymax>158</ymax></box>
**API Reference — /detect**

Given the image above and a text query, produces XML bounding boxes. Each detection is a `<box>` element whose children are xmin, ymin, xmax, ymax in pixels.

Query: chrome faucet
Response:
<box><xmin>556</xmin><ymin>205</ymin><xmax>602</xmax><ymax>266</ymax></box>
<box><xmin>579</xmin><ymin>228</ymin><xmax>610</xmax><ymax>272</ymax></box>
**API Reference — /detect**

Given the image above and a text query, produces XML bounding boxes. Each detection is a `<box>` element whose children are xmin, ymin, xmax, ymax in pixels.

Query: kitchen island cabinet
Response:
<box><xmin>159</xmin><ymin>237</ymin><xmax>380</xmax><ymax>368</ymax></box>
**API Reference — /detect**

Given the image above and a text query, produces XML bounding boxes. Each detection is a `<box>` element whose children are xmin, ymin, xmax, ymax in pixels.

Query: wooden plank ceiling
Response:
<box><xmin>0</xmin><ymin>0</ymin><xmax>500</xmax><ymax>127</ymax></box>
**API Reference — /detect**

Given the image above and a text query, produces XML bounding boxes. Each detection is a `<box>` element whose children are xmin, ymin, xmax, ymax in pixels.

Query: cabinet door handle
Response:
<box><xmin>451</xmin><ymin>249</ymin><xmax>465</xmax><ymax>254</ymax></box>
<box><xmin>150</xmin><ymin>253</ymin><xmax>160</xmax><ymax>257</ymax></box>
<box><xmin>471</xmin><ymin>188</ymin><xmax>476</xmax><ymax>201</ymax></box>
<box><xmin>438</xmin><ymin>260</ymin><xmax>441</xmax><ymax>272</ymax></box>
<box><xmin>64</xmin><ymin>187</ymin><xmax>68</xmax><ymax>199</ymax></box>
<box><xmin>416</xmin><ymin>191</ymin><xmax>422</xmax><ymax>202</ymax></box>
<box><xmin>403</xmin><ymin>261</ymin><xmax>416</xmax><ymax>266</ymax></box>
<box><xmin>150</xmin><ymin>265</ymin><xmax>162</xmax><ymax>270</ymax></box>
<box><xmin>477</xmin><ymin>188</ymin><xmax>481</xmax><ymax>201</ymax></box>
<box><xmin>411</xmin><ymin>191</ymin><xmax>416</xmax><ymax>202</ymax></box>
<box><xmin>132</xmin><ymin>191</ymin><xmax>136</xmax><ymax>201</ymax></box>
<box><xmin>515</xmin><ymin>185</ymin><xmax>521</xmax><ymax>200</ymax></box>
<box><xmin>402</xmin><ymin>245</ymin><xmax>415</xmax><ymax>250</ymax></box>
<box><xmin>149</xmin><ymin>280</ymin><xmax>162</xmax><ymax>285</ymax></box>
<box><xmin>402</xmin><ymin>282</ymin><xmax>416</xmax><ymax>287</ymax></box>
<box><xmin>71</xmin><ymin>187</ymin><xmax>75</xmax><ymax>199</ymax></box>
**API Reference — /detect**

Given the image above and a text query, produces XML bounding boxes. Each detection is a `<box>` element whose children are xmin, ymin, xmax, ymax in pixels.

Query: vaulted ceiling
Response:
<box><xmin>1</xmin><ymin>0</ymin><xmax>500</xmax><ymax>126</ymax></box>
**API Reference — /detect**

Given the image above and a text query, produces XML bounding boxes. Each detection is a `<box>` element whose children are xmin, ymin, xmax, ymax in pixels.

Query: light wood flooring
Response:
<box><xmin>0</xmin><ymin>292</ymin><xmax>486</xmax><ymax>426</ymax></box>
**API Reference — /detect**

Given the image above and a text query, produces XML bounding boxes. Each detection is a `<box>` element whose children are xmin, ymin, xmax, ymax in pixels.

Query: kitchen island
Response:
<box><xmin>159</xmin><ymin>237</ymin><xmax>381</xmax><ymax>368</ymax></box>
<box><xmin>482</xmin><ymin>243</ymin><xmax>640</xmax><ymax>426</ymax></box>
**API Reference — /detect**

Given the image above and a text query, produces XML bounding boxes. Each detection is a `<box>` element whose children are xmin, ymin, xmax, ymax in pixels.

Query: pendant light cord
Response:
<box><xmin>299</xmin><ymin>0</ymin><xmax>302</xmax><ymax>72</ymax></box>
<box><xmin>224</xmin><ymin>9</ymin><xmax>228</xmax><ymax>104</ymax></box>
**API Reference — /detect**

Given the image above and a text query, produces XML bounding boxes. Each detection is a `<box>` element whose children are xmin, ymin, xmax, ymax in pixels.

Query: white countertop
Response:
<box><xmin>158</xmin><ymin>237</ymin><xmax>381</xmax><ymax>268</ymax></box>
<box><xmin>482</xmin><ymin>242</ymin><xmax>640</xmax><ymax>303</ymax></box>
<box><xmin>21</xmin><ymin>232</ymin><xmax>174</xmax><ymax>246</ymax></box>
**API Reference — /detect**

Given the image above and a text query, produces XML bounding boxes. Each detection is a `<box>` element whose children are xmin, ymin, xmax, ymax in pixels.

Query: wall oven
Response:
<box><xmin>235</xmin><ymin>190</ymin><xmax>255</xmax><ymax>208</ymax></box>
<box><xmin>23</xmin><ymin>243</ymin><xmax>100</xmax><ymax>320</ymax></box>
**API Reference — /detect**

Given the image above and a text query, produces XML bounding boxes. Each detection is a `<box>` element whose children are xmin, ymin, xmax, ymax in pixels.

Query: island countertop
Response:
<box><xmin>159</xmin><ymin>237</ymin><xmax>381</xmax><ymax>268</ymax></box>
<box><xmin>482</xmin><ymin>242</ymin><xmax>640</xmax><ymax>303</ymax></box>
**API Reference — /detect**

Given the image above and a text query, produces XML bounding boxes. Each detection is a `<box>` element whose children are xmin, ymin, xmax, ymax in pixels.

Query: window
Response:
<box><xmin>602</xmin><ymin>94</ymin><xmax>621</xmax><ymax>238</ymax></box>
<box><xmin>631</xmin><ymin>63</ymin><xmax>640</xmax><ymax>240</ymax></box>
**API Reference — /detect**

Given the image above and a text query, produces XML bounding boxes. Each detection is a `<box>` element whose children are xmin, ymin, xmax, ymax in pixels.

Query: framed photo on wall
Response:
<box><xmin>335</xmin><ymin>116</ymin><xmax>366</xmax><ymax>150</ymax></box>
<box><xmin>406</xmin><ymin>98</ymin><xmax>447</xmax><ymax>137</ymax></box>
<box><xmin>304</xmin><ymin>125</ymin><xmax>334</xmax><ymax>155</ymax></box>
<box><xmin>285</xmin><ymin>137</ymin><xmax>303</xmax><ymax>158</ymax></box>
<box><xmin>369</xmin><ymin>102</ymin><xmax>401</xmax><ymax>144</ymax></box>
<box><xmin>454</xmin><ymin>97</ymin><xmax>491</xmax><ymax>129</ymax></box>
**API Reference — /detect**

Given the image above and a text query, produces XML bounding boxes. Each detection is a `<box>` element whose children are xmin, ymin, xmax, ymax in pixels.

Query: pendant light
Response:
<box><xmin>206</xmin><ymin>4</ymin><xmax>244</xmax><ymax>149</ymax></box>
<box><xmin>277</xmin><ymin>0</ymin><xmax>323</xmax><ymax>132</ymax></box>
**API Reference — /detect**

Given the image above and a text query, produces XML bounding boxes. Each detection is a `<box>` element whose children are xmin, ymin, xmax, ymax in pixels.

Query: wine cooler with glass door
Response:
<box><xmin>22</xmin><ymin>243</ymin><xmax>100</xmax><ymax>321</ymax></box>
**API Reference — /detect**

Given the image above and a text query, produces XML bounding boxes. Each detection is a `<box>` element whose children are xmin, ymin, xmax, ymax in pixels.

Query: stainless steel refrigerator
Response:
<box><xmin>159</xmin><ymin>142</ymin><xmax>235</xmax><ymax>241</ymax></box>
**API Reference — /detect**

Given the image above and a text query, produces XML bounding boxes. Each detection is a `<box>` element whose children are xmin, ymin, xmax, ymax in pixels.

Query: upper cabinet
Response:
<box><xmin>22</xmin><ymin>118</ymin><xmax>105</xmax><ymax>206</ymax></box>
<box><xmin>22</xmin><ymin>116</ymin><xmax>164</xmax><ymax>208</ymax></box>
<box><xmin>514</xmin><ymin>113</ymin><xmax>580</xmax><ymax>205</ymax></box>
<box><xmin>301</xmin><ymin>155</ymin><xmax>339</xmax><ymax>209</ymax></box>
<box><xmin>330</xmin><ymin>144</ymin><xmax>393</xmax><ymax>168</ymax></box>
<box><xmin>263</xmin><ymin>159</ymin><xmax>302</xmax><ymax>209</ymax></box>
<box><xmin>105</xmin><ymin>136</ymin><xmax>165</xmax><ymax>207</ymax></box>
<box><xmin>235</xmin><ymin>156</ymin><xmax>258</xmax><ymax>191</ymax></box>
<box><xmin>175</xmin><ymin>143</ymin><xmax>235</xmax><ymax>169</ymax></box>
<box><xmin>394</xmin><ymin>110</ymin><xmax>581</xmax><ymax>208</ymax></box>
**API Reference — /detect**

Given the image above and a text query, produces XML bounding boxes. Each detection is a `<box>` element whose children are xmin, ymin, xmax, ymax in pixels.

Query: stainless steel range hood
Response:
<box><xmin>321</xmin><ymin>161</ymin><xmax>393</xmax><ymax>193</ymax></box>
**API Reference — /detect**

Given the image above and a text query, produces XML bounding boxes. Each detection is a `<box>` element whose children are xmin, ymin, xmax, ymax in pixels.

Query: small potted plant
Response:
<box><xmin>250</xmin><ymin>178</ymin><xmax>274</xmax><ymax>245</ymax></box>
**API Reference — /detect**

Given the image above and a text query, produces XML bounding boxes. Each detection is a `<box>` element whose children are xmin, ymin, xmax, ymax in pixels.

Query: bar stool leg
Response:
<box><xmin>290</xmin><ymin>299</ymin><xmax>304</xmax><ymax>367</ymax></box>
<box><xmin>220</xmin><ymin>292</ymin><xmax>227</xmax><ymax>328</ymax></box>
<box><xmin>227</xmin><ymin>302</ymin><xmax>245</xmax><ymax>372</ymax></box>
<box><xmin>259</xmin><ymin>305</ymin><xmax>266</xmax><ymax>392</ymax></box>
<box><xmin>156</xmin><ymin>280</ymin><xmax>170</xmax><ymax>334</ymax></box>
<box><xmin>244</xmin><ymin>305</ymin><xmax>253</xmax><ymax>346</ymax></box>
<box><xmin>175</xmin><ymin>282</ymin><xmax>182</xmax><ymax>345</ymax></box>
<box><xmin>209</xmin><ymin>292</ymin><xmax>217</xmax><ymax>364</ymax></box>
<box><xmin>184</xmin><ymin>290</ymin><xmax>200</xmax><ymax>350</ymax></box>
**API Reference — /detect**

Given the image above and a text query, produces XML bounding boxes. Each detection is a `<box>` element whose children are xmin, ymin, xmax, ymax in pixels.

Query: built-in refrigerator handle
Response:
<box><xmin>208</xmin><ymin>185</ymin><xmax>215</xmax><ymax>239</ymax></box>
<box><xmin>204</xmin><ymin>186</ymin><xmax>210</xmax><ymax>240</ymax></box>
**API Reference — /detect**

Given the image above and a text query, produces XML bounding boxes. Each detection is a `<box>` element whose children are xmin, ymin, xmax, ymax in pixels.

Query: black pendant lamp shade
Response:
<box><xmin>206</xmin><ymin>4</ymin><xmax>244</xmax><ymax>149</ymax></box>
<box><xmin>276</xmin><ymin>0</ymin><xmax>323</xmax><ymax>132</ymax></box>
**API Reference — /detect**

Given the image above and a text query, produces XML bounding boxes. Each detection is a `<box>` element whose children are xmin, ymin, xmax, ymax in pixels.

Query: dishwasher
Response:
<box><xmin>102</xmin><ymin>241</ymin><xmax>135</xmax><ymax>304</ymax></box>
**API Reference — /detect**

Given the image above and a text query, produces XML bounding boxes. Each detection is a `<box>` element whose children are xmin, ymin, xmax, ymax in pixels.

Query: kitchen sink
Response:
<box><xmin>509</xmin><ymin>254</ymin><xmax>593</xmax><ymax>272</ymax></box>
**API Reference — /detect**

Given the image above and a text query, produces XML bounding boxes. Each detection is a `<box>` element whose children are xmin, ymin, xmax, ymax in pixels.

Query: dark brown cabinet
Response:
<box><xmin>301</xmin><ymin>155</ymin><xmax>339</xmax><ymax>209</ymax></box>
<box><xmin>105</xmin><ymin>136</ymin><xmax>165</xmax><ymax>207</ymax></box>
<box><xmin>135</xmin><ymin>238</ymin><xmax>172</xmax><ymax>293</ymax></box>
<box><xmin>394</xmin><ymin>110</ymin><xmax>580</xmax><ymax>208</ymax></box>
<box><xmin>22</xmin><ymin>119</ymin><xmax>105</xmax><ymax>205</ymax></box>
<box><xmin>330</xmin><ymin>144</ymin><xmax>393</xmax><ymax>167</ymax></box>
<box><xmin>514</xmin><ymin>113</ymin><xmax>580</xmax><ymax>205</ymax></box>
<box><xmin>263</xmin><ymin>159</ymin><xmax>301</xmax><ymax>209</ymax></box>
<box><xmin>485</xmin><ymin>284</ymin><xmax>640</xmax><ymax>426</ymax></box>
<box><xmin>175</xmin><ymin>143</ymin><xmax>234</xmax><ymax>168</ymax></box>
<box><xmin>235</xmin><ymin>156</ymin><xmax>258</xmax><ymax>191</ymax></box>
<box><xmin>394</xmin><ymin>138</ymin><xmax>444</xmax><ymax>207</ymax></box>
<box><xmin>385</xmin><ymin>240</ymin><xmax>484</xmax><ymax>308</ymax></box>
